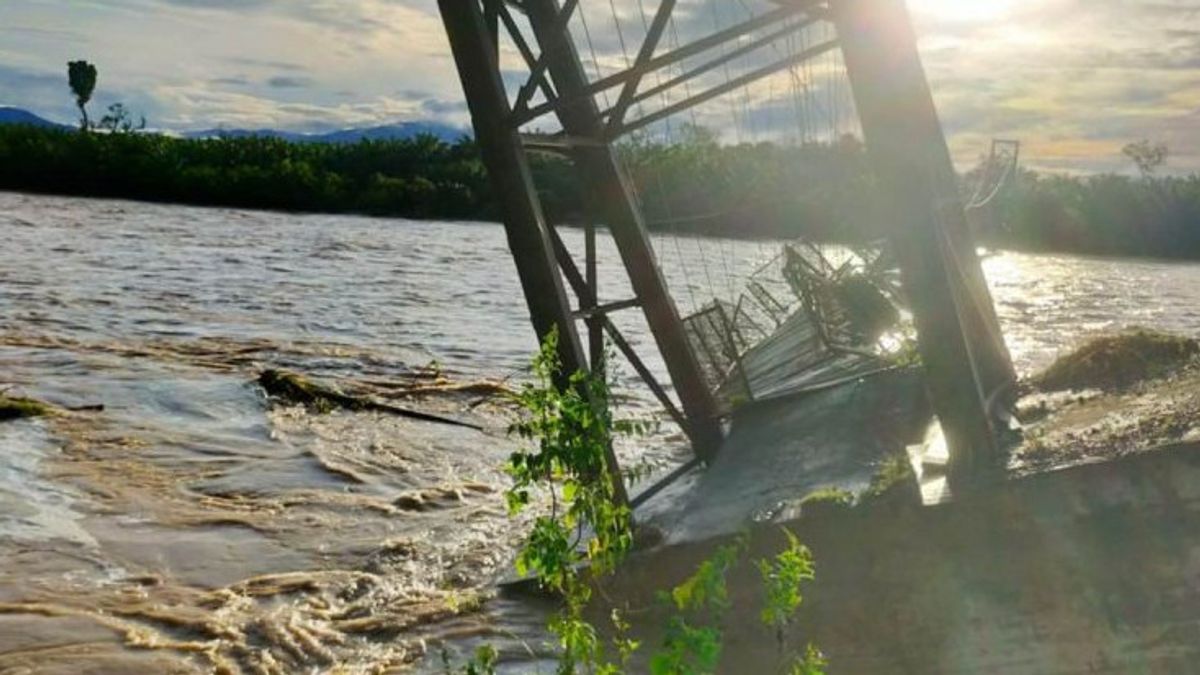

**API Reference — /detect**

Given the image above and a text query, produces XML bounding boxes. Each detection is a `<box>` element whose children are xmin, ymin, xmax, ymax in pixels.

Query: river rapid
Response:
<box><xmin>3</xmin><ymin>191</ymin><xmax>1200</xmax><ymax>673</ymax></box>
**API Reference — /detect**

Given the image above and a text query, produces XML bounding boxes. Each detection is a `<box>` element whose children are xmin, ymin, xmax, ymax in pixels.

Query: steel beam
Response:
<box><xmin>526</xmin><ymin>0</ymin><xmax>725</xmax><ymax>463</ymax></box>
<box><xmin>612</xmin><ymin>38</ymin><xmax>840</xmax><ymax>139</ymax></box>
<box><xmin>547</xmin><ymin>228</ymin><xmax>690</xmax><ymax>431</ymax></box>
<box><xmin>512</xmin><ymin>0</ymin><xmax>579</xmax><ymax>116</ymax></box>
<box><xmin>606</xmin><ymin>16</ymin><xmax>822</xmax><ymax>122</ymax></box>
<box><xmin>512</xmin><ymin>2</ymin><xmax>819</xmax><ymax>128</ymax></box>
<box><xmin>519</xmin><ymin>133</ymin><xmax>604</xmax><ymax>153</ymax></box>
<box><xmin>831</xmin><ymin>0</ymin><xmax>1011</xmax><ymax>485</ymax></box>
<box><xmin>438</xmin><ymin>0</ymin><xmax>628</xmax><ymax>505</ymax></box>
<box><xmin>483</xmin><ymin>0</ymin><xmax>500</xmax><ymax>58</ymax></box>
<box><xmin>605</xmin><ymin>0</ymin><xmax>678</xmax><ymax>133</ymax></box>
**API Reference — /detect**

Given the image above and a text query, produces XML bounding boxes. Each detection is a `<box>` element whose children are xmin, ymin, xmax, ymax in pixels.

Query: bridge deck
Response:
<box><xmin>636</xmin><ymin>367</ymin><xmax>931</xmax><ymax>546</ymax></box>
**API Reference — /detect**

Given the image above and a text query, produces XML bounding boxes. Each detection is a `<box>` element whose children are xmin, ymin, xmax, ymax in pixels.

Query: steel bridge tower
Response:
<box><xmin>437</xmin><ymin>0</ymin><xmax>1016</xmax><ymax>498</ymax></box>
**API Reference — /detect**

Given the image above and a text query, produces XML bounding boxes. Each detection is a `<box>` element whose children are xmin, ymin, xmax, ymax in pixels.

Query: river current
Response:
<box><xmin>2</xmin><ymin>190</ymin><xmax>1200</xmax><ymax>672</ymax></box>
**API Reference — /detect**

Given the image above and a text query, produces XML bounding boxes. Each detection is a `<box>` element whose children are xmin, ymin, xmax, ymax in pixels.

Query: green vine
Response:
<box><xmin>505</xmin><ymin>329</ymin><xmax>637</xmax><ymax>673</ymax></box>
<box><xmin>447</xmin><ymin>330</ymin><xmax>825</xmax><ymax>674</ymax></box>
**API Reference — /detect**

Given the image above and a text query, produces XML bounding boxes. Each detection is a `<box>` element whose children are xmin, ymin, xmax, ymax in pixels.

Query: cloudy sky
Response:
<box><xmin>1</xmin><ymin>0</ymin><xmax>1197</xmax><ymax>173</ymax></box>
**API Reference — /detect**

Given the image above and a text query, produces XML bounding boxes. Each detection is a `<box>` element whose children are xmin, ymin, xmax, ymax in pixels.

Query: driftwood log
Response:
<box><xmin>257</xmin><ymin>369</ymin><xmax>483</xmax><ymax>431</ymax></box>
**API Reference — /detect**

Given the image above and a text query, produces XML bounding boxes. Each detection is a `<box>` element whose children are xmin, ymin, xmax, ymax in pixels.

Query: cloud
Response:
<box><xmin>227</xmin><ymin>57</ymin><xmax>306</xmax><ymax>72</ymax></box>
<box><xmin>0</xmin><ymin>64</ymin><xmax>74</xmax><ymax>122</ymax></box>
<box><xmin>0</xmin><ymin>25</ymin><xmax>88</xmax><ymax>42</ymax></box>
<box><xmin>150</xmin><ymin>79</ymin><xmax>434</xmax><ymax>131</ymax></box>
<box><xmin>266</xmin><ymin>75</ymin><xmax>312</xmax><ymax>89</ymax></box>
<box><xmin>4</xmin><ymin>0</ymin><xmax>1196</xmax><ymax>172</ymax></box>
<box><xmin>159</xmin><ymin>0</ymin><xmax>272</xmax><ymax>8</ymax></box>
<box><xmin>421</xmin><ymin>98</ymin><xmax>467</xmax><ymax>115</ymax></box>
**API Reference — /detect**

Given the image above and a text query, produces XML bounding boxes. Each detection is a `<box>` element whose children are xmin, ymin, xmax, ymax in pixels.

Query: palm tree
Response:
<box><xmin>67</xmin><ymin>60</ymin><xmax>98</xmax><ymax>132</ymax></box>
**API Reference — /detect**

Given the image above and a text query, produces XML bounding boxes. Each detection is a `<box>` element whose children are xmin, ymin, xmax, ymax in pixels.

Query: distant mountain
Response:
<box><xmin>184</xmin><ymin>121</ymin><xmax>468</xmax><ymax>144</ymax></box>
<box><xmin>0</xmin><ymin>107</ymin><xmax>68</xmax><ymax>129</ymax></box>
<box><xmin>0</xmin><ymin>107</ymin><xmax>468</xmax><ymax>143</ymax></box>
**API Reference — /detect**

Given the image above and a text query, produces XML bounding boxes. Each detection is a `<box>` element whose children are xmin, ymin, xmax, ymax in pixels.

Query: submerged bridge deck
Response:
<box><xmin>638</xmin><ymin>367</ymin><xmax>928</xmax><ymax>546</ymax></box>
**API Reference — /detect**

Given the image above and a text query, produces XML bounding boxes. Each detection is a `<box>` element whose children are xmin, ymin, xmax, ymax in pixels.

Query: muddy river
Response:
<box><xmin>3</xmin><ymin>190</ymin><xmax>1200</xmax><ymax>673</ymax></box>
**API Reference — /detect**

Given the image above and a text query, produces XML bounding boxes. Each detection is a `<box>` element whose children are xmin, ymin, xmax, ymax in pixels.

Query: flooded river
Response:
<box><xmin>3</xmin><ymin>190</ymin><xmax>1200</xmax><ymax>673</ymax></box>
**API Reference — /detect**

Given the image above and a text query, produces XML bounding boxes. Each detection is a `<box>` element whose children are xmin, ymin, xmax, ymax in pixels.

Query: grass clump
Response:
<box><xmin>861</xmin><ymin>454</ymin><xmax>916</xmax><ymax>504</ymax></box>
<box><xmin>0</xmin><ymin>394</ymin><xmax>55</xmax><ymax>421</ymax></box>
<box><xmin>1034</xmin><ymin>328</ymin><xmax>1199</xmax><ymax>392</ymax></box>
<box><xmin>799</xmin><ymin>487</ymin><xmax>856</xmax><ymax>516</ymax></box>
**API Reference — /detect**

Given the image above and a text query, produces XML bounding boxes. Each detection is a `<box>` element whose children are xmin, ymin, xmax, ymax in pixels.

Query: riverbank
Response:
<box><xmin>3</xmin><ymin>125</ymin><xmax>1199</xmax><ymax>257</ymax></box>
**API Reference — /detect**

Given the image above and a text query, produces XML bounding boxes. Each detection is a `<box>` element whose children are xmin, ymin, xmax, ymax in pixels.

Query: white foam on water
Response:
<box><xmin>0</xmin><ymin>420</ymin><xmax>96</xmax><ymax>548</ymax></box>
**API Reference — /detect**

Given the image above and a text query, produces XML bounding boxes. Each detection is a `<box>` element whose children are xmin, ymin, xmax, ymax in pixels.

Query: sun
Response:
<box><xmin>908</xmin><ymin>0</ymin><xmax>1016</xmax><ymax>23</ymax></box>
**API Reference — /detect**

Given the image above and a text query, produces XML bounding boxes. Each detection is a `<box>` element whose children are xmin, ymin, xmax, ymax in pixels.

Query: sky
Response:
<box><xmin>1</xmin><ymin>0</ymin><xmax>1197</xmax><ymax>174</ymax></box>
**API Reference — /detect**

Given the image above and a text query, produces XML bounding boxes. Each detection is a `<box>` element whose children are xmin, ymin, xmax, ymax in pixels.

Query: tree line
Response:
<box><xmin>1</xmin><ymin>121</ymin><xmax>1198</xmax><ymax>259</ymax></box>
<box><xmin>983</xmin><ymin>167</ymin><xmax>1200</xmax><ymax>259</ymax></box>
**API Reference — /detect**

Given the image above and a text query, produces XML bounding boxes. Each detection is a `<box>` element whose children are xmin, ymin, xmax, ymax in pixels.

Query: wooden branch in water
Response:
<box><xmin>0</xmin><ymin>394</ymin><xmax>55</xmax><ymax>421</ymax></box>
<box><xmin>257</xmin><ymin>369</ymin><xmax>483</xmax><ymax>431</ymax></box>
<box><xmin>359</xmin><ymin>377</ymin><xmax>516</xmax><ymax>399</ymax></box>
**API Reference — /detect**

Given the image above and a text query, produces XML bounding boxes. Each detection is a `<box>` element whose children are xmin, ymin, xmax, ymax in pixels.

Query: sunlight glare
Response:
<box><xmin>909</xmin><ymin>0</ymin><xmax>1016</xmax><ymax>23</ymax></box>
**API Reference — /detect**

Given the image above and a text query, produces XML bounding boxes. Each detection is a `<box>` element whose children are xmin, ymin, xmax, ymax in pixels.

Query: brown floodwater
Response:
<box><xmin>3</xmin><ymin>191</ymin><xmax>1200</xmax><ymax>672</ymax></box>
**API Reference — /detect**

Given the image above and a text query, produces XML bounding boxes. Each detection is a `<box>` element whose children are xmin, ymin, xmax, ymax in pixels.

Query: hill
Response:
<box><xmin>183</xmin><ymin>121</ymin><xmax>467</xmax><ymax>144</ymax></box>
<box><xmin>0</xmin><ymin>107</ymin><xmax>68</xmax><ymax>129</ymax></box>
<box><xmin>0</xmin><ymin>107</ymin><xmax>465</xmax><ymax>142</ymax></box>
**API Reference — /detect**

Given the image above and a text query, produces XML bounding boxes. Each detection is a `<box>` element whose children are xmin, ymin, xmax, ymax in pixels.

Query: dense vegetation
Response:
<box><xmin>0</xmin><ymin>124</ymin><xmax>500</xmax><ymax>220</ymax></box>
<box><xmin>986</xmin><ymin>169</ymin><xmax>1200</xmax><ymax>259</ymax></box>
<box><xmin>2</xmin><ymin>123</ymin><xmax>1198</xmax><ymax>259</ymax></box>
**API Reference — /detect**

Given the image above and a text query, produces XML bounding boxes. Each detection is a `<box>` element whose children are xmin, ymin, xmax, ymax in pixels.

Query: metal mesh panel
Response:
<box><xmin>683</xmin><ymin>301</ymin><xmax>745</xmax><ymax>394</ymax></box>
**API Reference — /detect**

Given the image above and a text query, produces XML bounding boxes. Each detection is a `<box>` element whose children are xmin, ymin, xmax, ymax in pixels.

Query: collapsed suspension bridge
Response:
<box><xmin>440</xmin><ymin>0</ymin><xmax>1016</xmax><ymax>501</ymax></box>
<box><xmin>437</xmin><ymin>4</ymin><xmax>1200</xmax><ymax>671</ymax></box>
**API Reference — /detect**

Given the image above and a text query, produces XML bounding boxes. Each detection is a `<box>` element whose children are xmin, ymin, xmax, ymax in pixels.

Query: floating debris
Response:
<box><xmin>0</xmin><ymin>394</ymin><xmax>55</xmax><ymax>421</ymax></box>
<box><xmin>257</xmin><ymin>369</ymin><xmax>483</xmax><ymax>430</ymax></box>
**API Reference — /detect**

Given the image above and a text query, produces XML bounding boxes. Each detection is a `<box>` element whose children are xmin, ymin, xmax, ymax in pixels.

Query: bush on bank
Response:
<box><xmin>3</xmin><ymin>124</ymin><xmax>1199</xmax><ymax>259</ymax></box>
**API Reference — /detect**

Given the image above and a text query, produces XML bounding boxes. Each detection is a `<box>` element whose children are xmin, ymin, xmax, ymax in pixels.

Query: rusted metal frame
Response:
<box><xmin>483</xmin><ymin>0</ymin><xmax>501</xmax><ymax>57</ymax></box>
<box><xmin>688</xmin><ymin>309</ymin><xmax>726</xmax><ymax>385</ymax></box>
<box><xmin>497</xmin><ymin>0</ymin><xmax>560</xmax><ymax>116</ymax></box>
<box><xmin>602</xmin><ymin>319</ymin><xmax>691</xmax><ymax>432</ymax></box>
<box><xmin>732</xmin><ymin>296</ymin><xmax>772</xmax><ymax>342</ymax></box>
<box><xmin>718</xmin><ymin>300</ymin><xmax>755</xmax><ymax>402</ymax></box>
<box><xmin>607</xmin><ymin>15</ymin><xmax>822</xmax><ymax>121</ymax></box>
<box><xmin>510</xmin><ymin>0</ymin><xmax>578</xmax><ymax>121</ymax></box>
<box><xmin>604</xmin><ymin>0</ymin><xmax>679</xmax><ymax>134</ymax></box>
<box><xmin>585</xmin><ymin>220</ymin><xmax>603</xmax><ymax>371</ymax></box>
<box><xmin>519</xmin><ymin>133</ymin><xmax>605</xmax><ymax>153</ymax></box>
<box><xmin>832</xmin><ymin>0</ymin><xmax>1007</xmax><ymax>486</ymax></box>
<box><xmin>438</xmin><ymin>0</ymin><xmax>628</xmax><ymax>506</ymax></box>
<box><xmin>573</xmin><ymin>297</ymin><xmax>642</xmax><ymax>320</ymax></box>
<box><xmin>492</xmin><ymin>2</ymin><xmax>538</xmax><ymax>72</ymax></box>
<box><xmin>527</xmin><ymin>0</ymin><xmax>726</xmax><ymax>463</ymax></box>
<box><xmin>612</xmin><ymin>38</ymin><xmax>840</xmax><ymax>139</ymax></box>
<box><xmin>439</xmin><ymin>0</ymin><xmax>583</xmax><ymax>380</ymax></box>
<box><xmin>546</xmin><ymin>227</ymin><xmax>691</xmax><ymax>431</ymax></box>
<box><xmin>748</xmin><ymin>280</ymin><xmax>789</xmax><ymax>326</ymax></box>
<box><xmin>717</xmin><ymin>299</ymin><xmax>747</xmax><ymax>356</ymax></box>
<box><xmin>511</xmin><ymin>2</ymin><xmax>811</xmax><ymax>128</ymax></box>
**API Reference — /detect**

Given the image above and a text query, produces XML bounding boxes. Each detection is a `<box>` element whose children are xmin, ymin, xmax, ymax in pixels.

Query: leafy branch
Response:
<box><xmin>447</xmin><ymin>332</ymin><xmax>824</xmax><ymax>674</ymax></box>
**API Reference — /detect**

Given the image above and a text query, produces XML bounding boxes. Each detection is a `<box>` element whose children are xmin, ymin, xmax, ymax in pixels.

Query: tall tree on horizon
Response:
<box><xmin>67</xmin><ymin>60</ymin><xmax>98</xmax><ymax>132</ymax></box>
<box><xmin>1123</xmin><ymin>139</ymin><xmax>1169</xmax><ymax>179</ymax></box>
